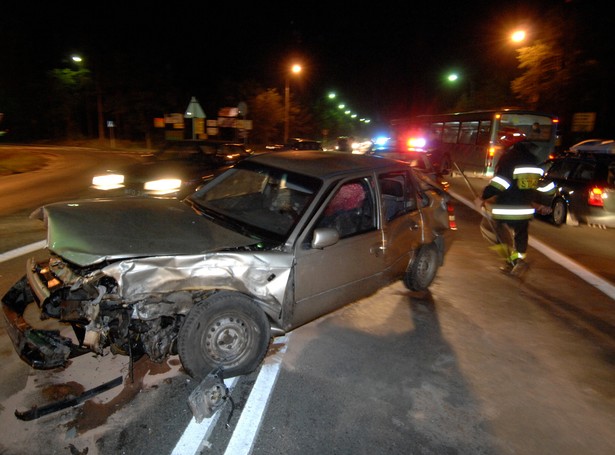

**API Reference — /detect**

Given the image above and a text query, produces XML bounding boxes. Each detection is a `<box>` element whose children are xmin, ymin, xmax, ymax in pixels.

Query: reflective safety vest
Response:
<box><xmin>486</xmin><ymin>164</ymin><xmax>545</xmax><ymax>221</ymax></box>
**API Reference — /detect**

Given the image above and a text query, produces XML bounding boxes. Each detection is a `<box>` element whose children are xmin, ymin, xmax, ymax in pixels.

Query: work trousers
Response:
<box><xmin>497</xmin><ymin>219</ymin><xmax>529</xmax><ymax>254</ymax></box>
<box><xmin>480</xmin><ymin>217</ymin><xmax>530</xmax><ymax>254</ymax></box>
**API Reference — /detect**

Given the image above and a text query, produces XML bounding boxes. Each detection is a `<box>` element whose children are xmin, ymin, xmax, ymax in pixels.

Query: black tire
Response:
<box><xmin>178</xmin><ymin>291</ymin><xmax>271</xmax><ymax>380</ymax></box>
<box><xmin>551</xmin><ymin>198</ymin><xmax>567</xmax><ymax>226</ymax></box>
<box><xmin>403</xmin><ymin>244</ymin><xmax>439</xmax><ymax>291</ymax></box>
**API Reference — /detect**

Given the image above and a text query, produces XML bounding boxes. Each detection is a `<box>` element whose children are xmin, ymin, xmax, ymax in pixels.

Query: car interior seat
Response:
<box><xmin>321</xmin><ymin>182</ymin><xmax>367</xmax><ymax>237</ymax></box>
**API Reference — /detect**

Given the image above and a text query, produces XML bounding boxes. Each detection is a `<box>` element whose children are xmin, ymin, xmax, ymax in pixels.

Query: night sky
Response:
<box><xmin>2</xmin><ymin>1</ymin><xmax>611</xmax><ymax>127</ymax></box>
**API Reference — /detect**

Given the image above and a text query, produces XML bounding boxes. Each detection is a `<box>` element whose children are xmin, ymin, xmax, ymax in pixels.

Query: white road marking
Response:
<box><xmin>223</xmin><ymin>335</ymin><xmax>289</xmax><ymax>455</ymax></box>
<box><xmin>0</xmin><ymin>240</ymin><xmax>46</xmax><ymax>262</ymax></box>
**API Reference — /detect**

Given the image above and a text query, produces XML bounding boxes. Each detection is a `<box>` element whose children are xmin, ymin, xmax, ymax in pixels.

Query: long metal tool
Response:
<box><xmin>453</xmin><ymin>162</ymin><xmax>508</xmax><ymax>255</ymax></box>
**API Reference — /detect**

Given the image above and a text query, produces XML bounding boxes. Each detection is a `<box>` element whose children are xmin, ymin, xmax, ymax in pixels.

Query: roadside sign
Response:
<box><xmin>571</xmin><ymin>112</ymin><xmax>596</xmax><ymax>132</ymax></box>
<box><xmin>184</xmin><ymin>96</ymin><xmax>206</xmax><ymax>119</ymax></box>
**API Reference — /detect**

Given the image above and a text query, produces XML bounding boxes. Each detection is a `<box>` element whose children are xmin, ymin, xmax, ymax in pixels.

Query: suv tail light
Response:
<box><xmin>588</xmin><ymin>186</ymin><xmax>605</xmax><ymax>207</ymax></box>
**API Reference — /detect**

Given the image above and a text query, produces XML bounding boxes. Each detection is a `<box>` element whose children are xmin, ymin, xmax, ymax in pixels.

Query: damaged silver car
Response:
<box><xmin>2</xmin><ymin>151</ymin><xmax>456</xmax><ymax>380</ymax></box>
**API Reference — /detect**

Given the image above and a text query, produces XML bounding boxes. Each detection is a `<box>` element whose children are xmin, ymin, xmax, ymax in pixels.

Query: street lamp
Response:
<box><xmin>284</xmin><ymin>63</ymin><xmax>302</xmax><ymax>144</ymax></box>
<box><xmin>71</xmin><ymin>54</ymin><xmax>105</xmax><ymax>143</ymax></box>
<box><xmin>511</xmin><ymin>29</ymin><xmax>527</xmax><ymax>44</ymax></box>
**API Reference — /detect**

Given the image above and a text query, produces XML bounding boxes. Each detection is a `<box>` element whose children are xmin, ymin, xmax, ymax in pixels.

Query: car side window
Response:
<box><xmin>571</xmin><ymin>162</ymin><xmax>595</xmax><ymax>181</ymax></box>
<box><xmin>316</xmin><ymin>178</ymin><xmax>376</xmax><ymax>238</ymax></box>
<box><xmin>608</xmin><ymin>162</ymin><xmax>615</xmax><ymax>185</ymax></box>
<box><xmin>546</xmin><ymin>159</ymin><xmax>576</xmax><ymax>179</ymax></box>
<box><xmin>378</xmin><ymin>171</ymin><xmax>417</xmax><ymax>221</ymax></box>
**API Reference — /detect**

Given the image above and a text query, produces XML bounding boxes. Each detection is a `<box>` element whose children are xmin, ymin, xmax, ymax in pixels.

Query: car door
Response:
<box><xmin>536</xmin><ymin>157</ymin><xmax>578</xmax><ymax>206</ymax></box>
<box><xmin>290</xmin><ymin>175</ymin><xmax>385</xmax><ymax>328</ymax></box>
<box><xmin>378</xmin><ymin>170</ymin><xmax>424</xmax><ymax>279</ymax></box>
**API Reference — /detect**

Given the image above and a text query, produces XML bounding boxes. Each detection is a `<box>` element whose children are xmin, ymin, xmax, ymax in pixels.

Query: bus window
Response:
<box><xmin>459</xmin><ymin>121</ymin><xmax>479</xmax><ymax>145</ymax></box>
<box><xmin>443</xmin><ymin>122</ymin><xmax>460</xmax><ymax>143</ymax></box>
<box><xmin>477</xmin><ymin>121</ymin><xmax>491</xmax><ymax>145</ymax></box>
<box><xmin>429</xmin><ymin>122</ymin><xmax>444</xmax><ymax>143</ymax></box>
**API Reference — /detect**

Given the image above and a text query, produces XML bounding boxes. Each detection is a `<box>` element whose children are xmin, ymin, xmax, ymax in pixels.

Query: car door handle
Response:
<box><xmin>370</xmin><ymin>244</ymin><xmax>385</xmax><ymax>256</ymax></box>
<box><xmin>408</xmin><ymin>221</ymin><xmax>420</xmax><ymax>231</ymax></box>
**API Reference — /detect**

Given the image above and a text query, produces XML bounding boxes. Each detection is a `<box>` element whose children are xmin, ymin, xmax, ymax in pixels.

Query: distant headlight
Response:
<box><xmin>92</xmin><ymin>173</ymin><xmax>125</xmax><ymax>190</ymax></box>
<box><xmin>144</xmin><ymin>178</ymin><xmax>182</xmax><ymax>194</ymax></box>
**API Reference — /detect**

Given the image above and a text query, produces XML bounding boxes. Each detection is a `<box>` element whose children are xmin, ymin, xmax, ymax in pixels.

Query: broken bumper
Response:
<box><xmin>1</xmin><ymin>266</ymin><xmax>82</xmax><ymax>369</ymax></box>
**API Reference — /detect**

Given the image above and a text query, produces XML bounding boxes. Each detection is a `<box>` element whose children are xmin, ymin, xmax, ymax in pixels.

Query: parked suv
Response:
<box><xmin>534</xmin><ymin>146</ymin><xmax>615</xmax><ymax>228</ymax></box>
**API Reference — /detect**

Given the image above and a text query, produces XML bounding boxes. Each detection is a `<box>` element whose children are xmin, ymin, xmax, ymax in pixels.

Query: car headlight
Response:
<box><xmin>92</xmin><ymin>173</ymin><xmax>125</xmax><ymax>190</ymax></box>
<box><xmin>144</xmin><ymin>178</ymin><xmax>182</xmax><ymax>194</ymax></box>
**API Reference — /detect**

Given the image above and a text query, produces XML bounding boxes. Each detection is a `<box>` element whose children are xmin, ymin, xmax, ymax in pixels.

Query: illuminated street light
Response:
<box><xmin>284</xmin><ymin>63</ymin><xmax>302</xmax><ymax>143</ymax></box>
<box><xmin>71</xmin><ymin>55</ymin><xmax>83</xmax><ymax>63</ymax></box>
<box><xmin>448</xmin><ymin>73</ymin><xmax>459</xmax><ymax>82</ymax></box>
<box><xmin>511</xmin><ymin>29</ymin><xmax>526</xmax><ymax>44</ymax></box>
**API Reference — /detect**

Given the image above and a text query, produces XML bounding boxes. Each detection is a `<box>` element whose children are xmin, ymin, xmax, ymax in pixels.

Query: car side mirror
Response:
<box><xmin>311</xmin><ymin>228</ymin><xmax>339</xmax><ymax>249</ymax></box>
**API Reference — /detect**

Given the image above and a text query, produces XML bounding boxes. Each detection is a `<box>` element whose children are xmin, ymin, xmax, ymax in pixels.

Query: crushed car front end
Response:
<box><xmin>1</xmin><ymin>197</ymin><xmax>293</xmax><ymax>370</ymax></box>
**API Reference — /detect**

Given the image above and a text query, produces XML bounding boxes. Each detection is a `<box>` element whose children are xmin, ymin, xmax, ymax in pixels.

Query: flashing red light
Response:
<box><xmin>407</xmin><ymin>136</ymin><xmax>427</xmax><ymax>150</ymax></box>
<box><xmin>588</xmin><ymin>187</ymin><xmax>605</xmax><ymax>207</ymax></box>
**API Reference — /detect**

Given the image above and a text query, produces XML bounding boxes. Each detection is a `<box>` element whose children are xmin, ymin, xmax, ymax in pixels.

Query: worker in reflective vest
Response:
<box><xmin>478</xmin><ymin>140</ymin><xmax>551</xmax><ymax>275</ymax></box>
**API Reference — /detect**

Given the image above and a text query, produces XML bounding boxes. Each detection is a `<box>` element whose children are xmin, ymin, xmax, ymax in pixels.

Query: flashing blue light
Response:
<box><xmin>373</xmin><ymin>136</ymin><xmax>390</xmax><ymax>147</ymax></box>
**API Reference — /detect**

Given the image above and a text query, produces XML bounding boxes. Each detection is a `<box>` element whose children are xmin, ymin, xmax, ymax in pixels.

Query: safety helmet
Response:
<box><xmin>498</xmin><ymin>127</ymin><xmax>526</xmax><ymax>147</ymax></box>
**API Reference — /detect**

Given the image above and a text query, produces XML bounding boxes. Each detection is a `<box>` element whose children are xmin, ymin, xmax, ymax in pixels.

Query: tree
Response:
<box><xmin>510</xmin><ymin>40</ymin><xmax>563</xmax><ymax>111</ymax></box>
<box><xmin>248</xmin><ymin>89</ymin><xmax>284</xmax><ymax>144</ymax></box>
<box><xmin>47</xmin><ymin>67</ymin><xmax>92</xmax><ymax>139</ymax></box>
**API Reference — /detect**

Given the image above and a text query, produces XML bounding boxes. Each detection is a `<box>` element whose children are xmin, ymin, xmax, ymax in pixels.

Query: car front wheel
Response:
<box><xmin>403</xmin><ymin>244</ymin><xmax>439</xmax><ymax>291</ymax></box>
<box><xmin>178</xmin><ymin>291</ymin><xmax>271</xmax><ymax>380</ymax></box>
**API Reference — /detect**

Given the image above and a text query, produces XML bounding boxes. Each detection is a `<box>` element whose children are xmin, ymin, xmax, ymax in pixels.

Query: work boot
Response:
<box><xmin>499</xmin><ymin>261</ymin><xmax>515</xmax><ymax>274</ymax></box>
<box><xmin>510</xmin><ymin>259</ymin><xmax>529</xmax><ymax>278</ymax></box>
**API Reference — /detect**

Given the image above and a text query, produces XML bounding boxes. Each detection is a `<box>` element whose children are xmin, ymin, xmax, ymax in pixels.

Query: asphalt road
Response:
<box><xmin>0</xmin><ymin>147</ymin><xmax>614</xmax><ymax>455</ymax></box>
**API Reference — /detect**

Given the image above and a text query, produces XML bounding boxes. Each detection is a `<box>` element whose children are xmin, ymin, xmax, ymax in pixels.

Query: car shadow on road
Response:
<box><xmin>260</xmin><ymin>283</ymin><xmax>498</xmax><ymax>454</ymax></box>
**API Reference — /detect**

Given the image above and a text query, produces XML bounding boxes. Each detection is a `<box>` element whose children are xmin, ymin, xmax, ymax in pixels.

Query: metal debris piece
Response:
<box><xmin>188</xmin><ymin>367</ymin><xmax>231</xmax><ymax>423</ymax></box>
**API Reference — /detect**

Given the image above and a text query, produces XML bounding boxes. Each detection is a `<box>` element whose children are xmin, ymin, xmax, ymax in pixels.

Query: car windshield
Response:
<box><xmin>187</xmin><ymin>163</ymin><xmax>321</xmax><ymax>239</ymax></box>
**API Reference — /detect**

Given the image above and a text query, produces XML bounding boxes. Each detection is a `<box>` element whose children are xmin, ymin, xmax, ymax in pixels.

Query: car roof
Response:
<box><xmin>569</xmin><ymin>139</ymin><xmax>615</xmax><ymax>154</ymax></box>
<box><xmin>244</xmin><ymin>150</ymin><xmax>407</xmax><ymax>179</ymax></box>
<box><xmin>288</xmin><ymin>137</ymin><xmax>321</xmax><ymax>143</ymax></box>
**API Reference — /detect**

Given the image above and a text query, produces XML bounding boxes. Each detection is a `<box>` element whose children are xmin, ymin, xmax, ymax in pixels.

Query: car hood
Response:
<box><xmin>32</xmin><ymin>198</ymin><xmax>257</xmax><ymax>267</ymax></box>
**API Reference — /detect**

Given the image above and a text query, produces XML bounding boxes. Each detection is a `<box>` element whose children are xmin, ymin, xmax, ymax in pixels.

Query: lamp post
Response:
<box><xmin>284</xmin><ymin>64</ymin><xmax>301</xmax><ymax>144</ymax></box>
<box><xmin>72</xmin><ymin>54</ymin><xmax>105</xmax><ymax>143</ymax></box>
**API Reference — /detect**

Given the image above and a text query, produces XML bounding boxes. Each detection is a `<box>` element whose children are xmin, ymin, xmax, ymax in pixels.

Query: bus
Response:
<box><xmin>390</xmin><ymin>109</ymin><xmax>559</xmax><ymax>176</ymax></box>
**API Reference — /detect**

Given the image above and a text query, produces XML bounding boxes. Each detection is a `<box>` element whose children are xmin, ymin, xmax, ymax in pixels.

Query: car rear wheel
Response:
<box><xmin>403</xmin><ymin>244</ymin><xmax>439</xmax><ymax>291</ymax></box>
<box><xmin>178</xmin><ymin>291</ymin><xmax>271</xmax><ymax>380</ymax></box>
<box><xmin>551</xmin><ymin>198</ymin><xmax>567</xmax><ymax>226</ymax></box>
